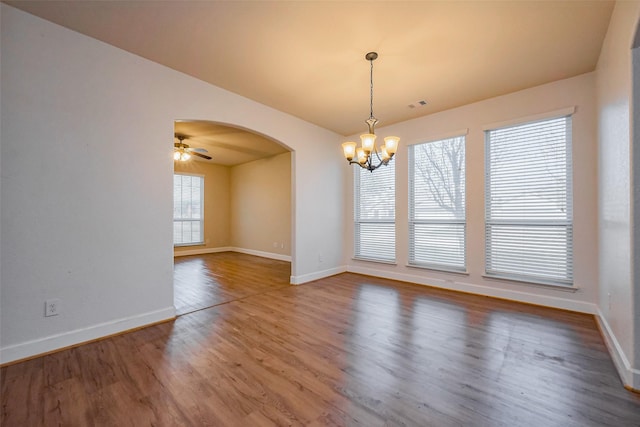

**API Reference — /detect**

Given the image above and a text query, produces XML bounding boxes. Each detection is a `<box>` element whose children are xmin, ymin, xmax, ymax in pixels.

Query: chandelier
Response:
<box><xmin>342</xmin><ymin>52</ymin><xmax>399</xmax><ymax>171</ymax></box>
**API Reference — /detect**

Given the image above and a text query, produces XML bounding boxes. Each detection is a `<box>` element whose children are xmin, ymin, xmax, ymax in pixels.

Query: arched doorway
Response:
<box><xmin>171</xmin><ymin>120</ymin><xmax>294</xmax><ymax>315</ymax></box>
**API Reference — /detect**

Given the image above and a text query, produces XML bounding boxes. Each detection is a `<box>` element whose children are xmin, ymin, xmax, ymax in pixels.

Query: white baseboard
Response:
<box><xmin>177</xmin><ymin>247</ymin><xmax>340</xmax><ymax>284</ymax></box>
<box><xmin>595</xmin><ymin>308</ymin><xmax>640</xmax><ymax>390</ymax></box>
<box><xmin>346</xmin><ymin>265</ymin><xmax>598</xmax><ymax>314</ymax></box>
<box><xmin>229</xmin><ymin>247</ymin><xmax>292</xmax><ymax>262</ymax></box>
<box><xmin>290</xmin><ymin>265</ymin><xmax>347</xmax><ymax>285</ymax></box>
<box><xmin>174</xmin><ymin>247</ymin><xmax>233</xmax><ymax>257</ymax></box>
<box><xmin>174</xmin><ymin>246</ymin><xmax>291</xmax><ymax>262</ymax></box>
<box><xmin>0</xmin><ymin>306</ymin><xmax>176</xmax><ymax>365</ymax></box>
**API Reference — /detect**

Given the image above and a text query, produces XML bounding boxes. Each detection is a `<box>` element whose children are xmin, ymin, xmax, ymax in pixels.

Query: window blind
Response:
<box><xmin>485</xmin><ymin>116</ymin><xmax>573</xmax><ymax>286</ymax></box>
<box><xmin>354</xmin><ymin>158</ymin><xmax>395</xmax><ymax>262</ymax></box>
<box><xmin>173</xmin><ymin>174</ymin><xmax>204</xmax><ymax>246</ymax></box>
<box><xmin>409</xmin><ymin>136</ymin><xmax>466</xmax><ymax>271</ymax></box>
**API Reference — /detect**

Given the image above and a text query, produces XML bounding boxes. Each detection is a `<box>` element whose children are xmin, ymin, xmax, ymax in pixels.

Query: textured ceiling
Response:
<box><xmin>6</xmin><ymin>1</ymin><xmax>615</xmax><ymax>165</ymax></box>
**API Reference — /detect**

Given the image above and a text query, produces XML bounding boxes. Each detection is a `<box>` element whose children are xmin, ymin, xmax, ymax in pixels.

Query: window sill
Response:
<box><xmin>174</xmin><ymin>242</ymin><xmax>205</xmax><ymax>248</ymax></box>
<box><xmin>482</xmin><ymin>274</ymin><xmax>577</xmax><ymax>292</ymax></box>
<box><xmin>352</xmin><ymin>257</ymin><xmax>397</xmax><ymax>266</ymax></box>
<box><xmin>407</xmin><ymin>263</ymin><xmax>469</xmax><ymax>275</ymax></box>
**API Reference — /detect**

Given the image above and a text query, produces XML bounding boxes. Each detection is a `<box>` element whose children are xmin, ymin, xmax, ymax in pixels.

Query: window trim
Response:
<box><xmin>481</xmin><ymin>106</ymin><xmax>575</xmax><ymax>132</ymax></box>
<box><xmin>353</xmin><ymin>156</ymin><xmax>396</xmax><ymax>263</ymax></box>
<box><xmin>405</xmin><ymin>128</ymin><xmax>469</xmax><ymax>147</ymax></box>
<box><xmin>408</xmin><ymin>135</ymin><xmax>467</xmax><ymax>273</ymax></box>
<box><xmin>173</xmin><ymin>172</ymin><xmax>205</xmax><ymax>247</ymax></box>
<box><xmin>482</xmin><ymin>274</ymin><xmax>578</xmax><ymax>292</ymax></box>
<box><xmin>484</xmin><ymin>112</ymin><xmax>574</xmax><ymax>287</ymax></box>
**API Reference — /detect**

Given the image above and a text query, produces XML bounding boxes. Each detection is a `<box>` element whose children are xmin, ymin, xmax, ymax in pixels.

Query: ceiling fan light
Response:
<box><xmin>181</xmin><ymin>152</ymin><xmax>191</xmax><ymax>161</ymax></box>
<box><xmin>173</xmin><ymin>151</ymin><xmax>181</xmax><ymax>161</ymax></box>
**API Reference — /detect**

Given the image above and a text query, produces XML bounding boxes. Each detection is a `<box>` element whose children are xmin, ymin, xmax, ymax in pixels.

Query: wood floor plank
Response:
<box><xmin>2</xmin><ymin>253</ymin><xmax>640</xmax><ymax>426</ymax></box>
<box><xmin>1</xmin><ymin>358</ymin><xmax>45</xmax><ymax>426</ymax></box>
<box><xmin>173</xmin><ymin>252</ymin><xmax>291</xmax><ymax>315</ymax></box>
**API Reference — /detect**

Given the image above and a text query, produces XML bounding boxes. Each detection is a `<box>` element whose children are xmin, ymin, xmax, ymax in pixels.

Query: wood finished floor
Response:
<box><xmin>2</xmin><ymin>253</ymin><xmax>640</xmax><ymax>426</ymax></box>
<box><xmin>173</xmin><ymin>252</ymin><xmax>291</xmax><ymax>315</ymax></box>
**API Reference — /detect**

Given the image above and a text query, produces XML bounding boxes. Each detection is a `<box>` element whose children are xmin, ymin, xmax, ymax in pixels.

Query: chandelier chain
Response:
<box><xmin>369</xmin><ymin>58</ymin><xmax>374</xmax><ymax>120</ymax></box>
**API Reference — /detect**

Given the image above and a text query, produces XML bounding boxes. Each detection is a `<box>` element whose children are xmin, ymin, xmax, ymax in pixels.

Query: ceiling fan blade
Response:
<box><xmin>187</xmin><ymin>147</ymin><xmax>208</xmax><ymax>153</ymax></box>
<box><xmin>192</xmin><ymin>152</ymin><xmax>212</xmax><ymax>160</ymax></box>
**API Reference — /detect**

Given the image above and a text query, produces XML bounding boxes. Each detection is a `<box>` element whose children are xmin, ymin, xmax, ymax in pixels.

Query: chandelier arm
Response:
<box><xmin>371</xmin><ymin>150</ymin><xmax>387</xmax><ymax>170</ymax></box>
<box><xmin>348</xmin><ymin>156</ymin><xmax>388</xmax><ymax>172</ymax></box>
<box><xmin>348</xmin><ymin>159</ymin><xmax>376</xmax><ymax>170</ymax></box>
<box><xmin>372</xmin><ymin>150</ymin><xmax>382</xmax><ymax>163</ymax></box>
<box><xmin>367</xmin><ymin>159</ymin><xmax>384</xmax><ymax>171</ymax></box>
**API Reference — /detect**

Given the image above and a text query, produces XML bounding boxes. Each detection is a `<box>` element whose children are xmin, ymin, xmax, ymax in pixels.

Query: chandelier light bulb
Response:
<box><xmin>360</xmin><ymin>133</ymin><xmax>376</xmax><ymax>154</ymax></box>
<box><xmin>380</xmin><ymin>147</ymin><xmax>391</xmax><ymax>162</ymax></box>
<box><xmin>342</xmin><ymin>142</ymin><xmax>357</xmax><ymax>161</ymax></box>
<box><xmin>384</xmin><ymin>136</ymin><xmax>399</xmax><ymax>155</ymax></box>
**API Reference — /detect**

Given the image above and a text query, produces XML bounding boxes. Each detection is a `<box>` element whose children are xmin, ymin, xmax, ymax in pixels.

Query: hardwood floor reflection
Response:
<box><xmin>2</xmin><ymin>257</ymin><xmax>639</xmax><ymax>426</ymax></box>
<box><xmin>174</xmin><ymin>252</ymin><xmax>291</xmax><ymax>315</ymax></box>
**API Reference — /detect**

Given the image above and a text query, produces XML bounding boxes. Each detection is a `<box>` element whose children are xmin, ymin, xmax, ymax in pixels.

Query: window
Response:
<box><xmin>409</xmin><ymin>136</ymin><xmax>466</xmax><ymax>271</ymax></box>
<box><xmin>354</xmin><ymin>159</ymin><xmax>395</xmax><ymax>262</ymax></box>
<box><xmin>173</xmin><ymin>174</ymin><xmax>204</xmax><ymax>246</ymax></box>
<box><xmin>485</xmin><ymin>115</ymin><xmax>573</xmax><ymax>286</ymax></box>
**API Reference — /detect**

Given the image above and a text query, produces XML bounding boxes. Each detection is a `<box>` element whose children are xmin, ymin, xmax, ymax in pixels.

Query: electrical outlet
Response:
<box><xmin>45</xmin><ymin>299</ymin><xmax>61</xmax><ymax>317</ymax></box>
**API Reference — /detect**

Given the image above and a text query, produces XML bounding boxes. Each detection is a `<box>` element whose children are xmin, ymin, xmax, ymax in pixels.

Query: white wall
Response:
<box><xmin>345</xmin><ymin>72</ymin><xmax>599</xmax><ymax>314</ymax></box>
<box><xmin>230</xmin><ymin>152</ymin><xmax>291</xmax><ymax>259</ymax></box>
<box><xmin>0</xmin><ymin>5</ymin><xmax>345</xmax><ymax>363</ymax></box>
<box><xmin>633</xmin><ymin>46</ymin><xmax>640</xmax><ymax>388</ymax></box>
<box><xmin>596</xmin><ymin>0</ymin><xmax>640</xmax><ymax>389</ymax></box>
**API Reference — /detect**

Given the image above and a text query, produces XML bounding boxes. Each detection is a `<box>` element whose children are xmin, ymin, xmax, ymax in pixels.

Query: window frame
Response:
<box><xmin>484</xmin><ymin>113</ymin><xmax>574</xmax><ymax>287</ymax></box>
<box><xmin>173</xmin><ymin>173</ymin><xmax>205</xmax><ymax>247</ymax></box>
<box><xmin>353</xmin><ymin>156</ymin><xmax>396</xmax><ymax>263</ymax></box>
<box><xmin>408</xmin><ymin>135</ymin><xmax>467</xmax><ymax>273</ymax></box>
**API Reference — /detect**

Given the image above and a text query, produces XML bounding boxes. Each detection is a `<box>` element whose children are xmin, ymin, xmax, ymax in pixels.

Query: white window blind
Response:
<box><xmin>409</xmin><ymin>136</ymin><xmax>466</xmax><ymax>271</ymax></box>
<box><xmin>173</xmin><ymin>174</ymin><xmax>204</xmax><ymax>246</ymax></box>
<box><xmin>354</xmin><ymin>159</ymin><xmax>395</xmax><ymax>262</ymax></box>
<box><xmin>485</xmin><ymin>115</ymin><xmax>573</xmax><ymax>286</ymax></box>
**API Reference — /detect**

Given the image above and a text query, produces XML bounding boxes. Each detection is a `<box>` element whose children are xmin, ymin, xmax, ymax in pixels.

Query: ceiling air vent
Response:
<box><xmin>408</xmin><ymin>100</ymin><xmax>428</xmax><ymax>109</ymax></box>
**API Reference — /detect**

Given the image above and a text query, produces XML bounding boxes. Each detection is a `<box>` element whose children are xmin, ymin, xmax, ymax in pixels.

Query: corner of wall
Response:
<box><xmin>290</xmin><ymin>265</ymin><xmax>347</xmax><ymax>285</ymax></box>
<box><xmin>595</xmin><ymin>308</ymin><xmax>640</xmax><ymax>390</ymax></box>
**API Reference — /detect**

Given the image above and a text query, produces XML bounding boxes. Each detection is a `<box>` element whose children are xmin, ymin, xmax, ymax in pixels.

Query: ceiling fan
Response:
<box><xmin>174</xmin><ymin>135</ymin><xmax>212</xmax><ymax>161</ymax></box>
